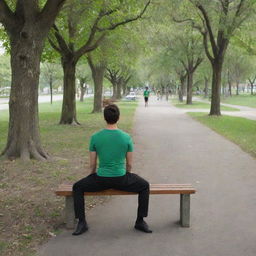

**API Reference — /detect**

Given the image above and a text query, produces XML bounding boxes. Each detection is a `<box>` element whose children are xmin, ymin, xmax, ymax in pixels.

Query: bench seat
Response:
<box><xmin>55</xmin><ymin>183</ymin><xmax>196</xmax><ymax>229</ymax></box>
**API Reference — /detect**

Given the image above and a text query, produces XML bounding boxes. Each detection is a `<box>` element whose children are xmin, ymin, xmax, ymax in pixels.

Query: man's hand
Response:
<box><xmin>126</xmin><ymin>152</ymin><xmax>133</xmax><ymax>172</ymax></box>
<box><xmin>90</xmin><ymin>151</ymin><xmax>97</xmax><ymax>174</ymax></box>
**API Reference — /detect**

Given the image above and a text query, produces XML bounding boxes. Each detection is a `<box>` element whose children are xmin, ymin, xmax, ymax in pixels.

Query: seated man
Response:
<box><xmin>72</xmin><ymin>104</ymin><xmax>152</xmax><ymax>235</ymax></box>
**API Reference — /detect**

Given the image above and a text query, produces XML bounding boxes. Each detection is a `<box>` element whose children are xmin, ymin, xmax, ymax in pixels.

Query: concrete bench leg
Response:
<box><xmin>65</xmin><ymin>196</ymin><xmax>75</xmax><ymax>229</ymax></box>
<box><xmin>180</xmin><ymin>194</ymin><xmax>190</xmax><ymax>227</ymax></box>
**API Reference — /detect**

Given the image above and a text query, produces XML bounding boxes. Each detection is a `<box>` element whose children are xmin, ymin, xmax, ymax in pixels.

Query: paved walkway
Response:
<box><xmin>39</xmin><ymin>98</ymin><xmax>256</xmax><ymax>256</ymax></box>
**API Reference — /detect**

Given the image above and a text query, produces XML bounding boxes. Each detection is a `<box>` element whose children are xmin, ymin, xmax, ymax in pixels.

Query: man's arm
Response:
<box><xmin>126</xmin><ymin>152</ymin><xmax>133</xmax><ymax>172</ymax></box>
<box><xmin>90</xmin><ymin>151</ymin><xmax>97</xmax><ymax>174</ymax></box>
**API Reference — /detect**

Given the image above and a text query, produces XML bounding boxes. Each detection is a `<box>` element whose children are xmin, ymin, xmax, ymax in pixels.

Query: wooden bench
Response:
<box><xmin>55</xmin><ymin>184</ymin><xmax>196</xmax><ymax>229</ymax></box>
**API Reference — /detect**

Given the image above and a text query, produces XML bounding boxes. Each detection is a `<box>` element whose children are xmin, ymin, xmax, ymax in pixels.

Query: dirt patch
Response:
<box><xmin>0</xmin><ymin>155</ymin><xmax>109</xmax><ymax>255</ymax></box>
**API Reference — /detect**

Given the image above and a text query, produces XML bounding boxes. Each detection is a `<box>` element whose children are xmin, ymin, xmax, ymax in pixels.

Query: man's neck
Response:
<box><xmin>106</xmin><ymin>123</ymin><xmax>118</xmax><ymax>130</ymax></box>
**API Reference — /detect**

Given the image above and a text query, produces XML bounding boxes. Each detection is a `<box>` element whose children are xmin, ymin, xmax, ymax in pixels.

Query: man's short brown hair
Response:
<box><xmin>104</xmin><ymin>104</ymin><xmax>120</xmax><ymax>124</ymax></box>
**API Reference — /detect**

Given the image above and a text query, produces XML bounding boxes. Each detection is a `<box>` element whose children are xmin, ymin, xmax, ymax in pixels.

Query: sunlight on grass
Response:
<box><xmin>221</xmin><ymin>95</ymin><xmax>256</xmax><ymax>108</ymax></box>
<box><xmin>171</xmin><ymin>99</ymin><xmax>239</xmax><ymax>111</ymax></box>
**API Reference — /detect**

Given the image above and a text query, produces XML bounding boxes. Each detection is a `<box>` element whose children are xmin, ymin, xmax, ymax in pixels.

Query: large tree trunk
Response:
<box><xmin>59</xmin><ymin>59</ymin><xmax>79</xmax><ymax>124</ymax></box>
<box><xmin>236</xmin><ymin>81</ymin><xmax>239</xmax><ymax>95</ymax></box>
<box><xmin>186</xmin><ymin>72</ymin><xmax>193</xmax><ymax>104</ymax></box>
<box><xmin>178</xmin><ymin>74</ymin><xmax>186</xmax><ymax>102</ymax></box>
<box><xmin>122</xmin><ymin>83</ymin><xmax>127</xmax><ymax>96</ymax></box>
<box><xmin>178</xmin><ymin>88</ymin><xmax>183</xmax><ymax>102</ymax></box>
<box><xmin>116</xmin><ymin>82</ymin><xmax>122</xmax><ymax>100</ymax></box>
<box><xmin>228</xmin><ymin>81</ymin><xmax>232</xmax><ymax>97</ymax></box>
<box><xmin>111</xmin><ymin>83</ymin><xmax>117</xmax><ymax>100</ymax></box>
<box><xmin>210</xmin><ymin>61</ymin><xmax>222</xmax><ymax>116</ymax></box>
<box><xmin>91</xmin><ymin>66</ymin><xmax>105</xmax><ymax>113</ymax></box>
<box><xmin>0</xmin><ymin>0</ymin><xmax>65</xmax><ymax>161</ymax></box>
<box><xmin>251</xmin><ymin>83</ymin><xmax>254</xmax><ymax>95</ymax></box>
<box><xmin>2</xmin><ymin>33</ymin><xmax>48</xmax><ymax>160</ymax></box>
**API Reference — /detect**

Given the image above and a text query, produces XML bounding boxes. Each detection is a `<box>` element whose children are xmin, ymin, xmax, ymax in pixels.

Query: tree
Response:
<box><xmin>87</xmin><ymin>52</ymin><xmax>106</xmax><ymax>113</ymax></box>
<box><xmin>171</xmin><ymin>28</ymin><xmax>203</xmax><ymax>104</ymax></box>
<box><xmin>174</xmin><ymin>0</ymin><xmax>255</xmax><ymax>115</ymax></box>
<box><xmin>76</xmin><ymin>64</ymin><xmax>91</xmax><ymax>102</ymax></box>
<box><xmin>0</xmin><ymin>0</ymin><xmax>66</xmax><ymax>160</ymax></box>
<box><xmin>48</xmin><ymin>0</ymin><xmax>151</xmax><ymax>122</ymax></box>
<box><xmin>40</xmin><ymin>62</ymin><xmax>62</xmax><ymax>103</ymax></box>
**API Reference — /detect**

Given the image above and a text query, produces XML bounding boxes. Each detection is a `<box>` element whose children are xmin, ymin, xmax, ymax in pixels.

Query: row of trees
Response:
<box><xmin>138</xmin><ymin>0</ymin><xmax>256</xmax><ymax>111</ymax></box>
<box><xmin>0</xmin><ymin>0</ymin><xmax>149</xmax><ymax>160</ymax></box>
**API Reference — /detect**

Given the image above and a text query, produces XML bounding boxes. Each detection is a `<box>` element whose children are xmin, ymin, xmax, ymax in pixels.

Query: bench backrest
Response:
<box><xmin>56</xmin><ymin>184</ymin><xmax>196</xmax><ymax>196</ymax></box>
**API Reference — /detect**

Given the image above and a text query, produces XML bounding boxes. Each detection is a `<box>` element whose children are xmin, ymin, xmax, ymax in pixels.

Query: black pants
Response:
<box><xmin>73</xmin><ymin>172</ymin><xmax>150</xmax><ymax>220</ymax></box>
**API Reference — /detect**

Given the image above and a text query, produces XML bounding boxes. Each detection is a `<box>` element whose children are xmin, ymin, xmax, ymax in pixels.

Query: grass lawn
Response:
<box><xmin>221</xmin><ymin>94</ymin><xmax>256</xmax><ymax>108</ymax></box>
<box><xmin>188</xmin><ymin>112</ymin><xmax>256</xmax><ymax>158</ymax></box>
<box><xmin>171</xmin><ymin>99</ymin><xmax>239</xmax><ymax>111</ymax></box>
<box><xmin>0</xmin><ymin>99</ymin><xmax>137</xmax><ymax>256</ymax></box>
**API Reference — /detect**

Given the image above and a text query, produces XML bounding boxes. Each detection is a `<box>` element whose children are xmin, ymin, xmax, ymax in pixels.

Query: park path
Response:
<box><xmin>39</xmin><ymin>97</ymin><xmax>256</xmax><ymax>256</ymax></box>
<box><xmin>190</xmin><ymin>97</ymin><xmax>256</xmax><ymax>120</ymax></box>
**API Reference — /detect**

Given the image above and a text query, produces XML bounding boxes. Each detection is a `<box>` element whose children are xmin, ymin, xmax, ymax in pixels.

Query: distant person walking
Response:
<box><xmin>143</xmin><ymin>87</ymin><xmax>150</xmax><ymax>107</ymax></box>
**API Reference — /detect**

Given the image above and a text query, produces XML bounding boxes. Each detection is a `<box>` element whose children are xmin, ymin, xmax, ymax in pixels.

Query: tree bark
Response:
<box><xmin>186</xmin><ymin>72</ymin><xmax>193</xmax><ymax>104</ymax></box>
<box><xmin>178</xmin><ymin>74</ymin><xmax>186</xmax><ymax>102</ymax></box>
<box><xmin>59</xmin><ymin>59</ymin><xmax>79</xmax><ymax>124</ymax></box>
<box><xmin>50</xmin><ymin>74</ymin><xmax>53</xmax><ymax>104</ymax></box>
<box><xmin>2</xmin><ymin>32</ymin><xmax>48</xmax><ymax>160</ymax></box>
<box><xmin>236</xmin><ymin>81</ymin><xmax>239</xmax><ymax>95</ymax></box>
<box><xmin>116</xmin><ymin>81</ymin><xmax>122</xmax><ymax>100</ymax></box>
<box><xmin>210</xmin><ymin>61</ymin><xmax>222</xmax><ymax>116</ymax></box>
<box><xmin>92</xmin><ymin>66</ymin><xmax>105</xmax><ymax>112</ymax></box>
<box><xmin>204</xmin><ymin>76</ymin><xmax>209</xmax><ymax>98</ymax></box>
<box><xmin>122</xmin><ymin>83</ymin><xmax>127</xmax><ymax>96</ymax></box>
<box><xmin>79</xmin><ymin>79</ymin><xmax>86</xmax><ymax>102</ymax></box>
<box><xmin>111</xmin><ymin>83</ymin><xmax>117</xmax><ymax>100</ymax></box>
<box><xmin>1</xmin><ymin>0</ymin><xmax>65</xmax><ymax>160</ymax></box>
<box><xmin>228</xmin><ymin>82</ymin><xmax>232</xmax><ymax>97</ymax></box>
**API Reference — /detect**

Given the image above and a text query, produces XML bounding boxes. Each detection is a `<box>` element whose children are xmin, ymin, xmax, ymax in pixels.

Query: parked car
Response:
<box><xmin>125</xmin><ymin>92</ymin><xmax>136</xmax><ymax>101</ymax></box>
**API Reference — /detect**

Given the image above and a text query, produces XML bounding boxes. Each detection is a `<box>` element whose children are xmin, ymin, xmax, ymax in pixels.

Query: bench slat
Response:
<box><xmin>56</xmin><ymin>184</ymin><xmax>196</xmax><ymax>196</ymax></box>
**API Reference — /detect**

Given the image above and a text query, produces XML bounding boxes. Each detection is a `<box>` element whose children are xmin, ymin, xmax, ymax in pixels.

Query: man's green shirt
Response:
<box><xmin>144</xmin><ymin>90</ymin><xmax>150</xmax><ymax>97</ymax></box>
<box><xmin>89</xmin><ymin>129</ymin><xmax>134</xmax><ymax>177</ymax></box>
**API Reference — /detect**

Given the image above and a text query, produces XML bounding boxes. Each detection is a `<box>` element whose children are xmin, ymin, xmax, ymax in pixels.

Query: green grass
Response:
<box><xmin>188</xmin><ymin>112</ymin><xmax>256</xmax><ymax>157</ymax></box>
<box><xmin>0</xmin><ymin>99</ymin><xmax>138</xmax><ymax>256</ymax></box>
<box><xmin>221</xmin><ymin>94</ymin><xmax>256</xmax><ymax>108</ymax></box>
<box><xmin>171</xmin><ymin>99</ymin><xmax>239</xmax><ymax>111</ymax></box>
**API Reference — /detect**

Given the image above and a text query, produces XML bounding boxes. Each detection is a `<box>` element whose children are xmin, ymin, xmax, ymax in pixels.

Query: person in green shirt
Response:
<box><xmin>72</xmin><ymin>104</ymin><xmax>152</xmax><ymax>235</ymax></box>
<box><xmin>143</xmin><ymin>86</ymin><xmax>150</xmax><ymax>107</ymax></box>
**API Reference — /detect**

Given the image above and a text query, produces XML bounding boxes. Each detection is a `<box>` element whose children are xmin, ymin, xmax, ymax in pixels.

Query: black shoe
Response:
<box><xmin>72</xmin><ymin>221</ymin><xmax>88</xmax><ymax>236</ymax></box>
<box><xmin>134</xmin><ymin>220</ymin><xmax>152</xmax><ymax>233</ymax></box>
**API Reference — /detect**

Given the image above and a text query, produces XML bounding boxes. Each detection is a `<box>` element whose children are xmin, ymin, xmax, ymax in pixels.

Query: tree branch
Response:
<box><xmin>195</xmin><ymin>3</ymin><xmax>218</xmax><ymax>57</ymax></box>
<box><xmin>48</xmin><ymin>37</ymin><xmax>62</xmax><ymax>53</ymax></box>
<box><xmin>192</xmin><ymin>57</ymin><xmax>203</xmax><ymax>72</ymax></box>
<box><xmin>97</xmin><ymin>1</ymin><xmax>151</xmax><ymax>32</ymax></box>
<box><xmin>39</xmin><ymin>0</ymin><xmax>66</xmax><ymax>29</ymax></box>
<box><xmin>75</xmin><ymin>33</ymin><xmax>106</xmax><ymax>61</ymax></box>
<box><xmin>202</xmin><ymin>31</ymin><xmax>214</xmax><ymax>63</ymax></box>
<box><xmin>0</xmin><ymin>0</ymin><xmax>16</xmax><ymax>30</ymax></box>
<box><xmin>52</xmin><ymin>24</ymin><xmax>71</xmax><ymax>55</ymax></box>
<box><xmin>87</xmin><ymin>54</ymin><xmax>94</xmax><ymax>70</ymax></box>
